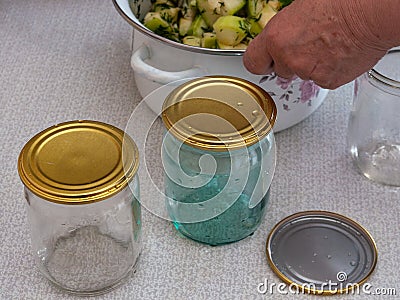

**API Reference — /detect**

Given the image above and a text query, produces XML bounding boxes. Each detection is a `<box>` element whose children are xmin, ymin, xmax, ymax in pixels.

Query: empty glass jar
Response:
<box><xmin>347</xmin><ymin>49</ymin><xmax>400</xmax><ymax>186</ymax></box>
<box><xmin>18</xmin><ymin>120</ymin><xmax>141</xmax><ymax>295</ymax></box>
<box><xmin>161</xmin><ymin>76</ymin><xmax>277</xmax><ymax>245</ymax></box>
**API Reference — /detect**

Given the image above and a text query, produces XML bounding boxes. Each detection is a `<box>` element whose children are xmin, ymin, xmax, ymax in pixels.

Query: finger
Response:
<box><xmin>243</xmin><ymin>32</ymin><xmax>274</xmax><ymax>75</ymax></box>
<box><xmin>272</xmin><ymin>60</ymin><xmax>294</xmax><ymax>79</ymax></box>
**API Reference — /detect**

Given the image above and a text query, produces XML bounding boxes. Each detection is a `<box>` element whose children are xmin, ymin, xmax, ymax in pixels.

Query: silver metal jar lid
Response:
<box><xmin>266</xmin><ymin>211</ymin><xmax>378</xmax><ymax>295</ymax></box>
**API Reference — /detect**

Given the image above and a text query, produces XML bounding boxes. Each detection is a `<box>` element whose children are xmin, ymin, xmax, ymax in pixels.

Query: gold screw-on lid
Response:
<box><xmin>161</xmin><ymin>76</ymin><xmax>277</xmax><ymax>151</ymax></box>
<box><xmin>18</xmin><ymin>120</ymin><xmax>139</xmax><ymax>204</ymax></box>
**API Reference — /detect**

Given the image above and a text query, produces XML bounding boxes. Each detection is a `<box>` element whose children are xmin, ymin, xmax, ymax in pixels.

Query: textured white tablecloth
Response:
<box><xmin>0</xmin><ymin>1</ymin><xmax>399</xmax><ymax>299</ymax></box>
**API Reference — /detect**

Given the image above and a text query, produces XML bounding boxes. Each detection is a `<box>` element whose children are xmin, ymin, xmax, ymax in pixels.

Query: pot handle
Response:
<box><xmin>131</xmin><ymin>44</ymin><xmax>204</xmax><ymax>84</ymax></box>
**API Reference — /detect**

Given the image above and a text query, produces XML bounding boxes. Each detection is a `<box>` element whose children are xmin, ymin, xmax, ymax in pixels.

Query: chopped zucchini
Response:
<box><xmin>179</xmin><ymin>17</ymin><xmax>193</xmax><ymax>36</ymax></box>
<box><xmin>153</xmin><ymin>0</ymin><xmax>176</xmax><ymax>11</ymax></box>
<box><xmin>141</xmin><ymin>0</ymin><xmax>293</xmax><ymax>48</ymax></box>
<box><xmin>159</xmin><ymin>7</ymin><xmax>181</xmax><ymax>23</ymax></box>
<box><xmin>181</xmin><ymin>0</ymin><xmax>197</xmax><ymax>20</ymax></box>
<box><xmin>248</xmin><ymin>18</ymin><xmax>262</xmax><ymax>37</ymax></box>
<box><xmin>247</xmin><ymin>0</ymin><xmax>263</xmax><ymax>18</ymax></box>
<box><xmin>207</xmin><ymin>0</ymin><xmax>222</xmax><ymax>14</ymax></box>
<box><xmin>144</xmin><ymin>12</ymin><xmax>173</xmax><ymax>33</ymax></box>
<box><xmin>267</xmin><ymin>0</ymin><xmax>281</xmax><ymax>11</ymax></box>
<box><xmin>192</xmin><ymin>15</ymin><xmax>209</xmax><ymax>37</ymax></box>
<box><xmin>217</xmin><ymin>41</ymin><xmax>248</xmax><ymax>50</ymax></box>
<box><xmin>219</xmin><ymin>0</ymin><xmax>247</xmax><ymax>16</ymax></box>
<box><xmin>182</xmin><ymin>35</ymin><xmax>201</xmax><ymax>46</ymax></box>
<box><xmin>213</xmin><ymin>15</ymin><xmax>249</xmax><ymax>46</ymax></box>
<box><xmin>201</xmin><ymin>32</ymin><xmax>217</xmax><ymax>48</ymax></box>
<box><xmin>196</xmin><ymin>0</ymin><xmax>220</xmax><ymax>27</ymax></box>
<box><xmin>257</xmin><ymin>4</ymin><xmax>277</xmax><ymax>28</ymax></box>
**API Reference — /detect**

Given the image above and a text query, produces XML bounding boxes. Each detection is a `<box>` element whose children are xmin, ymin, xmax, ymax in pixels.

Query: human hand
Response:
<box><xmin>243</xmin><ymin>0</ymin><xmax>394</xmax><ymax>89</ymax></box>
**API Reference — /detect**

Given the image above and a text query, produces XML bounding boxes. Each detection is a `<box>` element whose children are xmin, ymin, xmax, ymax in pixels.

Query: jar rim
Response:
<box><xmin>369</xmin><ymin>49</ymin><xmax>400</xmax><ymax>90</ymax></box>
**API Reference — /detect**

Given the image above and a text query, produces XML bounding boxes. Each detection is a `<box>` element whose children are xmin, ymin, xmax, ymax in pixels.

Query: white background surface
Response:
<box><xmin>0</xmin><ymin>1</ymin><xmax>399</xmax><ymax>299</ymax></box>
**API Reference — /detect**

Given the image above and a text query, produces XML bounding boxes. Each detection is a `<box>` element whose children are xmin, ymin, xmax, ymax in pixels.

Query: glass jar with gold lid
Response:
<box><xmin>161</xmin><ymin>76</ymin><xmax>277</xmax><ymax>245</ymax></box>
<box><xmin>17</xmin><ymin>120</ymin><xmax>141</xmax><ymax>296</ymax></box>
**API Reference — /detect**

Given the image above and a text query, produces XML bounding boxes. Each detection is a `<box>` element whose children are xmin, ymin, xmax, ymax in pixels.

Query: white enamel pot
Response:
<box><xmin>113</xmin><ymin>0</ymin><xmax>329</xmax><ymax>132</ymax></box>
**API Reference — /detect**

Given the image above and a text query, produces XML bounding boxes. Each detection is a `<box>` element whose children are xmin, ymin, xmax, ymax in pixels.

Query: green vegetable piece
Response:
<box><xmin>247</xmin><ymin>0</ymin><xmax>264</xmax><ymax>18</ymax></box>
<box><xmin>182</xmin><ymin>35</ymin><xmax>201</xmax><ymax>46</ymax></box>
<box><xmin>179</xmin><ymin>17</ymin><xmax>193</xmax><ymax>36</ymax></box>
<box><xmin>142</xmin><ymin>0</ymin><xmax>295</xmax><ymax>49</ymax></box>
<box><xmin>213</xmin><ymin>15</ymin><xmax>249</xmax><ymax>46</ymax></box>
<box><xmin>181</xmin><ymin>0</ymin><xmax>197</xmax><ymax>20</ymax></box>
<box><xmin>217</xmin><ymin>40</ymin><xmax>247</xmax><ymax>50</ymax></box>
<box><xmin>154</xmin><ymin>0</ymin><xmax>176</xmax><ymax>11</ymax></box>
<box><xmin>219</xmin><ymin>0</ymin><xmax>247</xmax><ymax>16</ymax></box>
<box><xmin>196</xmin><ymin>0</ymin><xmax>220</xmax><ymax>27</ymax></box>
<box><xmin>258</xmin><ymin>3</ymin><xmax>277</xmax><ymax>28</ymax></box>
<box><xmin>201</xmin><ymin>32</ymin><xmax>217</xmax><ymax>48</ymax></box>
<box><xmin>248</xmin><ymin>18</ymin><xmax>262</xmax><ymax>37</ymax></box>
<box><xmin>144</xmin><ymin>12</ymin><xmax>173</xmax><ymax>33</ymax></box>
<box><xmin>192</xmin><ymin>15</ymin><xmax>209</xmax><ymax>37</ymax></box>
<box><xmin>267</xmin><ymin>0</ymin><xmax>281</xmax><ymax>11</ymax></box>
<box><xmin>154</xmin><ymin>0</ymin><xmax>175</xmax><ymax>4</ymax></box>
<box><xmin>159</xmin><ymin>7</ymin><xmax>181</xmax><ymax>23</ymax></box>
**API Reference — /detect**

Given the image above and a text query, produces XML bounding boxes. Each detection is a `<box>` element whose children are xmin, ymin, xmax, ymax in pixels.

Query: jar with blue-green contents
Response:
<box><xmin>161</xmin><ymin>76</ymin><xmax>277</xmax><ymax>245</ymax></box>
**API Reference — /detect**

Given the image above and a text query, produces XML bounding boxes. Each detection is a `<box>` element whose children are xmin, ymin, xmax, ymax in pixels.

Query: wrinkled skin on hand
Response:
<box><xmin>243</xmin><ymin>0</ymin><xmax>399</xmax><ymax>89</ymax></box>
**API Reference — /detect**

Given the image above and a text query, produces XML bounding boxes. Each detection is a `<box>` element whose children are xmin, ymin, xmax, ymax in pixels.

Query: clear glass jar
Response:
<box><xmin>18</xmin><ymin>120</ymin><xmax>141</xmax><ymax>295</ymax></box>
<box><xmin>347</xmin><ymin>49</ymin><xmax>400</xmax><ymax>186</ymax></box>
<box><xmin>161</xmin><ymin>76</ymin><xmax>277</xmax><ymax>245</ymax></box>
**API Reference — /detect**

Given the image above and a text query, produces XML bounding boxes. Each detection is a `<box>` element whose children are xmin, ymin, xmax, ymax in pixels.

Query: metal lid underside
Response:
<box><xmin>266</xmin><ymin>211</ymin><xmax>378</xmax><ymax>295</ymax></box>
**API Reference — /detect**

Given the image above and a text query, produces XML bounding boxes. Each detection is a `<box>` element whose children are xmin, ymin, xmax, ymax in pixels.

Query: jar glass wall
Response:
<box><xmin>162</xmin><ymin>130</ymin><xmax>275</xmax><ymax>245</ymax></box>
<box><xmin>347</xmin><ymin>49</ymin><xmax>400</xmax><ymax>186</ymax></box>
<box><xmin>25</xmin><ymin>181</ymin><xmax>141</xmax><ymax>295</ymax></box>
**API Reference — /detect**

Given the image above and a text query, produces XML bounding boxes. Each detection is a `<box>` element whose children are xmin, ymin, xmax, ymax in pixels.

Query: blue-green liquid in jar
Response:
<box><xmin>163</xmin><ymin>137</ymin><xmax>271</xmax><ymax>246</ymax></box>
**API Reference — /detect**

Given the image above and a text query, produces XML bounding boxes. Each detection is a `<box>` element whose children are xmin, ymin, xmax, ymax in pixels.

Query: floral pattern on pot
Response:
<box><xmin>259</xmin><ymin>74</ymin><xmax>321</xmax><ymax>111</ymax></box>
